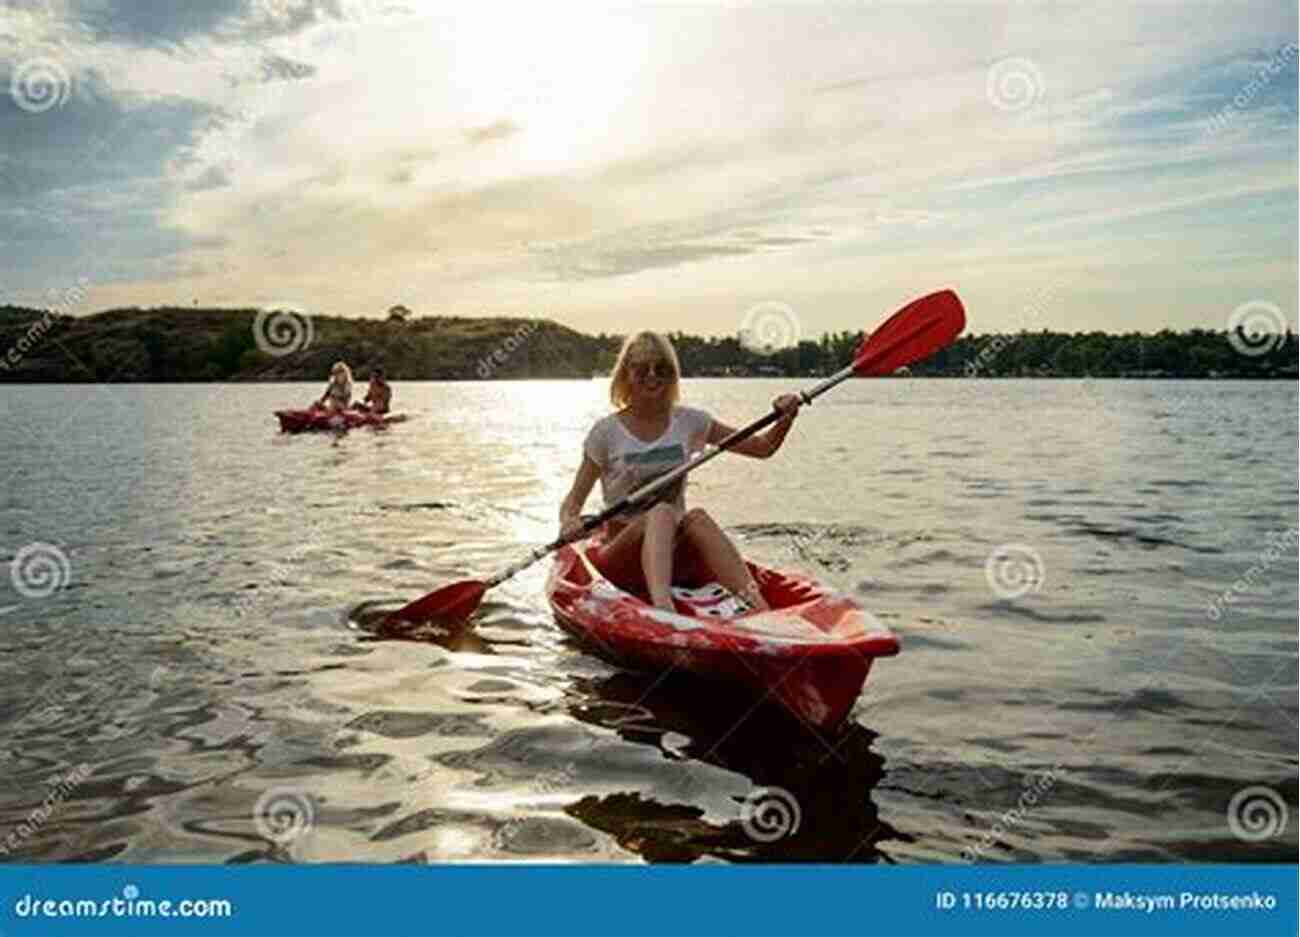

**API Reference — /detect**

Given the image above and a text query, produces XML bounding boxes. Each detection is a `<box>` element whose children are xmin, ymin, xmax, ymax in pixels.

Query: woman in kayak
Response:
<box><xmin>360</xmin><ymin>366</ymin><xmax>392</xmax><ymax>415</ymax></box>
<box><xmin>317</xmin><ymin>361</ymin><xmax>353</xmax><ymax>412</ymax></box>
<box><xmin>559</xmin><ymin>331</ymin><xmax>799</xmax><ymax>613</ymax></box>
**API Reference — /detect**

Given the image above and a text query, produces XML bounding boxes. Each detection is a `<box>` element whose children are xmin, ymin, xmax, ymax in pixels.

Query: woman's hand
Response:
<box><xmin>772</xmin><ymin>393</ymin><xmax>801</xmax><ymax>424</ymax></box>
<box><xmin>559</xmin><ymin>514</ymin><xmax>585</xmax><ymax>540</ymax></box>
<box><xmin>559</xmin><ymin>455</ymin><xmax>602</xmax><ymax>539</ymax></box>
<box><xmin>757</xmin><ymin>393</ymin><xmax>801</xmax><ymax>457</ymax></box>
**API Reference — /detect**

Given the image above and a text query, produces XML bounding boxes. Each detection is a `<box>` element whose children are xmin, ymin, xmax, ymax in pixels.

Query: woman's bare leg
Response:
<box><xmin>641</xmin><ymin>503</ymin><xmax>682</xmax><ymax>611</ymax></box>
<box><xmin>679</xmin><ymin>508</ymin><xmax>768</xmax><ymax>611</ymax></box>
<box><xmin>592</xmin><ymin>514</ymin><xmax>649</xmax><ymax>588</ymax></box>
<box><xmin>592</xmin><ymin>509</ymin><xmax>679</xmax><ymax>608</ymax></box>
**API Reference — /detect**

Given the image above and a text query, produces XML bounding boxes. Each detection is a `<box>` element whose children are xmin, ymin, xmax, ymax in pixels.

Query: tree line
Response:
<box><xmin>1</xmin><ymin>304</ymin><xmax>1295</xmax><ymax>381</ymax></box>
<box><xmin>654</xmin><ymin>328</ymin><xmax>1297</xmax><ymax>378</ymax></box>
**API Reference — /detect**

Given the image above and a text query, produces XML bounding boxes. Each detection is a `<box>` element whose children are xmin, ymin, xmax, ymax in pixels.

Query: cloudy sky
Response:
<box><xmin>1</xmin><ymin>0</ymin><xmax>1295</xmax><ymax>338</ymax></box>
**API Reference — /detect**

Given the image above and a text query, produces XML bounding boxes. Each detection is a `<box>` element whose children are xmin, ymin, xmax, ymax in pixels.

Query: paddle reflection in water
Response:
<box><xmin>349</xmin><ymin>599</ymin><xmax>527</xmax><ymax>655</ymax></box>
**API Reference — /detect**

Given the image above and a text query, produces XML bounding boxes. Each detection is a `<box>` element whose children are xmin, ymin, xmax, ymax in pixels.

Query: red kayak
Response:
<box><xmin>546</xmin><ymin>542</ymin><xmax>899</xmax><ymax>730</ymax></box>
<box><xmin>274</xmin><ymin>408</ymin><xmax>407</xmax><ymax>433</ymax></box>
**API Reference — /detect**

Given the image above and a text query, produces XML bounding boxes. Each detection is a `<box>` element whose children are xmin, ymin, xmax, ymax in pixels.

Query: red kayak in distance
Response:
<box><xmin>546</xmin><ymin>541</ymin><xmax>899</xmax><ymax>731</ymax></box>
<box><xmin>274</xmin><ymin>407</ymin><xmax>408</xmax><ymax>433</ymax></box>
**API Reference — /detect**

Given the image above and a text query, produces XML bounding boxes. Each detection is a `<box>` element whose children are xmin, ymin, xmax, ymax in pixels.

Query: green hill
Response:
<box><xmin>0</xmin><ymin>306</ymin><xmax>616</xmax><ymax>382</ymax></box>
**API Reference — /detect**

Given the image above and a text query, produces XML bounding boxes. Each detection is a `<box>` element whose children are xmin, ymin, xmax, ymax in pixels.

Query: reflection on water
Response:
<box><xmin>0</xmin><ymin>380</ymin><xmax>1295</xmax><ymax>863</ymax></box>
<box><xmin>564</xmin><ymin>671</ymin><xmax>900</xmax><ymax>863</ymax></box>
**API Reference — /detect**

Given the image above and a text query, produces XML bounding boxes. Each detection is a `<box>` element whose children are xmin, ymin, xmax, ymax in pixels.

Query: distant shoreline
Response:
<box><xmin>1</xmin><ymin>304</ymin><xmax>1295</xmax><ymax>382</ymax></box>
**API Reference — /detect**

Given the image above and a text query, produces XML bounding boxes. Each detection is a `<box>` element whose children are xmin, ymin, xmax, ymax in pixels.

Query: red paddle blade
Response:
<box><xmin>853</xmin><ymin>289</ymin><xmax>966</xmax><ymax>376</ymax></box>
<box><xmin>386</xmin><ymin>580</ymin><xmax>488</xmax><ymax>627</ymax></box>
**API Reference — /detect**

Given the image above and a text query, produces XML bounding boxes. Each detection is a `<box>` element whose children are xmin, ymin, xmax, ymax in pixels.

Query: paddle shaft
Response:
<box><xmin>482</xmin><ymin>361</ymin><xmax>857</xmax><ymax>588</ymax></box>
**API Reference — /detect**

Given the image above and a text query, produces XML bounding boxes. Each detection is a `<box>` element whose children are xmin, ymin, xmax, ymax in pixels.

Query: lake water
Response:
<box><xmin>0</xmin><ymin>379</ymin><xmax>1295</xmax><ymax>863</ymax></box>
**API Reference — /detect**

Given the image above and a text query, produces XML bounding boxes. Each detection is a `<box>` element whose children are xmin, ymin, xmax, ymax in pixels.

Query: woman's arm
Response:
<box><xmin>706</xmin><ymin>394</ymin><xmax>800</xmax><ymax>459</ymax></box>
<box><xmin>559</xmin><ymin>455</ymin><xmax>602</xmax><ymax>536</ymax></box>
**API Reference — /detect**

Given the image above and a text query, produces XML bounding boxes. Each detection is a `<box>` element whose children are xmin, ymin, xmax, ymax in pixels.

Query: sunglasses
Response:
<box><xmin>629</xmin><ymin>361</ymin><xmax>675</xmax><ymax>382</ymax></box>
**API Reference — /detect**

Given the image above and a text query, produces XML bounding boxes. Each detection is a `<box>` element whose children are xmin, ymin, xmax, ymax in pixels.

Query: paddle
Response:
<box><xmin>385</xmin><ymin>288</ymin><xmax>966</xmax><ymax>627</ymax></box>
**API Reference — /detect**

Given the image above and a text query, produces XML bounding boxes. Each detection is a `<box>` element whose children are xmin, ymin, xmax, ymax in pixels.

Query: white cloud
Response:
<box><xmin>4</xmin><ymin>0</ymin><xmax>1296</xmax><ymax>333</ymax></box>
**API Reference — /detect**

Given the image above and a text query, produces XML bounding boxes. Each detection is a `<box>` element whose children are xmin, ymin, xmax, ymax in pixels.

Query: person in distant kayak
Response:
<box><xmin>558</xmin><ymin>331</ymin><xmax>799</xmax><ymax>613</ymax></box>
<box><xmin>360</xmin><ymin>367</ymin><xmax>392</xmax><ymax>415</ymax></box>
<box><xmin>317</xmin><ymin>361</ymin><xmax>353</xmax><ymax>412</ymax></box>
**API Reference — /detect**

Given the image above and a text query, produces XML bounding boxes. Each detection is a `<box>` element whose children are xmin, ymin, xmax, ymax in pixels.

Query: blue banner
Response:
<box><xmin>1</xmin><ymin>864</ymin><xmax>1295</xmax><ymax>936</ymax></box>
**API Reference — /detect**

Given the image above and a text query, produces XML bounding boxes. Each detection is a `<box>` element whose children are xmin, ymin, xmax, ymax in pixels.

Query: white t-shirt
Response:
<box><xmin>584</xmin><ymin>406</ymin><xmax>715</xmax><ymax>510</ymax></box>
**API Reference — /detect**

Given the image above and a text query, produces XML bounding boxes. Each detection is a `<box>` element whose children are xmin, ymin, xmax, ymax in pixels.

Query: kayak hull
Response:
<box><xmin>274</xmin><ymin>408</ymin><xmax>407</xmax><ymax>433</ymax></box>
<box><xmin>545</xmin><ymin>543</ymin><xmax>899</xmax><ymax>731</ymax></box>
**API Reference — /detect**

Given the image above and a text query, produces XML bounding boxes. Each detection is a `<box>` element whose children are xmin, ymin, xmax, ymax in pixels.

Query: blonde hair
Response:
<box><xmin>330</xmin><ymin>361</ymin><xmax>353</xmax><ymax>384</ymax></box>
<box><xmin>609</xmin><ymin>332</ymin><xmax>681</xmax><ymax>409</ymax></box>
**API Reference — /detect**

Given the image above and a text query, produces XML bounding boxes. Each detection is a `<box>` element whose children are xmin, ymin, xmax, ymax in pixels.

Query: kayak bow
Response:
<box><xmin>547</xmin><ymin>541</ymin><xmax>899</xmax><ymax>730</ymax></box>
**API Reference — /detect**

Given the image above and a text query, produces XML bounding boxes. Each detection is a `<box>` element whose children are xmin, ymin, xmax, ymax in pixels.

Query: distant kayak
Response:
<box><xmin>546</xmin><ymin>541</ymin><xmax>899</xmax><ymax>730</ymax></box>
<box><xmin>274</xmin><ymin>408</ymin><xmax>408</xmax><ymax>433</ymax></box>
